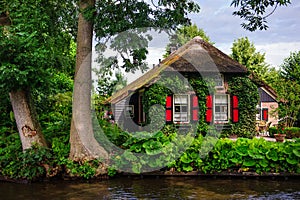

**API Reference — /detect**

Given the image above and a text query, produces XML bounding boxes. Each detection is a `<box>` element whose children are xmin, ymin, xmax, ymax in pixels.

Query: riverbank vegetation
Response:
<box><xmin>1</xmin><ymin>121</ymin><xmax>300</xmax><ymax>181</ymax></box>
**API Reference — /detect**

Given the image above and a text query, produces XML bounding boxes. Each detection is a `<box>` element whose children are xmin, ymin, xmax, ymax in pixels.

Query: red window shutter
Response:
<box><xmin>165</xmin><ymin>95</ymin><xmax>173</xmax><ymax>123</ymax></box>
<box><xmin>206</xmin><ymin>95</ymin><xmax>213</xmax><ymax>123</ymax></box>
<box><xmin>166</xmin><ymin>95</ymin><xmax>172</xmax><ymax>108</ymax></box>
<box><xmin>232</xmin><ymin>95</ymin><xmax>239</xmax><ymax>123</ymax></box>
<box><xmin>192</xmin><ymin>95</ymin><xmax>198</xmax><ymax>107</ymax></box>
<box><xmin>191</xmin><ymin>95</ymin><xmax>199</xmax><ymax>122</ymax></box>
<box><xmin>206</xmin><ymin>95</ymin><xmax>213</xmax><ymax>108</ymax></box>
<box><xmin>206</xmin><ymin>109</ymin><xmax>213</xmax><ymax>123</ymax></box>
<box><xmin>232</xmin><ymin>109</ymin><xmax>239</xmax><ymax>123</ymax></box>
<box><xmin>193</xmin><ymin>110</ymin><xmax>198</xmax><ymax>121</ymax></box>
<box><xmin>262</xmin><ymin>108</ymin><xmax>268</xmax><ymax>121</ymax></box>
<box><xmin>232</xmin><ymin>95</ymin><xmax>238</xmax><ymax>109</ymax></box>
<box><xmin>166</xmin><ymin>110</ymin><xmax>172</xmax><ymax>122</ymax></box>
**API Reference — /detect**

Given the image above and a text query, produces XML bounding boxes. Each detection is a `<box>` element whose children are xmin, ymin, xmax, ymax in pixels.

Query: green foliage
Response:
<box><xmin>281</xmin><ymin>51</ymin><xmax>300</xmax><ymax>84</ymax></box>
<box><xmin>0</xmin><ymin>0</ymin><xmax>76</xmax><ymax>92</ymax></box>
<box><xmin>65</xmin><ymin>159</ymin><xmax>100</xmax><ymax>179</ymax></box>
<box><xmin>164</xmin><ymin>24</ymin><xmax>213</xmax><ymax>57</ymax></box>
<box><xmin>92</xmin><ymin>0</ymin><xmax>201</xmax><ymax>78</ymax></box>
<box><xmin>142</xmin><ymin>78</ymin><xmax>172</xmax><ymax>129</ymax></box>
<box><xmin>110</xmin><ymin>125</ymin><xmax>192</xmax><ymax>173</ymax></box>
<box><xmin>188</xmin><ymin>76</ymin><xmax>212</xmax><ymax>134</ymax></box>
<box><xmin>0</xmin><ymin>134</ymin><xmax>55</xmax><ymax>180</ymax></box>
<box><xmin>227</xmin><ymin>76</ymin><xmax>259</xmax><ymax>137</ymax></box>
<box><xmin>98</xmin><ymin>119</ymin><xmax>129</xmax><ymax>147</ymax></box>
<box><xmin>231</xmin><ymin>0</ymin><xmax>291</xmax><ymax>31</ymax></box>
<box><xmin>268</xmin><ymin>127</ymin><xmax>277</xmax><ymax>137</ymax></box>
<box><xmin>93</xmin><ymin>0</ymin><xmax>200</xmax><ymax>38</ymax></box>
<box><xmin>0</xmin><ymin>129</ymin><xmax>103</xmax><ymax>180</ymax></box>
<box><xmin>231</xmin><ymin>37</ymin><xmax>268</xmax><ymax>81</ymax></box>
<box><xmin>108</xmin><ymin>126</ymin><xmax>300</xmax><ymax>175</ymax></box>
<box><xmin>194</xmin><ymin>137</ymin><xmax>300</xmax><ymax>174</ymax></box>
<box><xmin>281</xmin><ymin>127</ymin><xmax>300</xmax><ymax>139</ymax></box>
<box><xmin>274</xmin><ymin>51</ymin><xmax>300</xmax><ymax>127</ymax></box>
<box><xmin>142</xmin><ymin>73</ymin><xmax>211</xmax><ymax>134</ymax></box>
<box><xmin>96</xmin><ymin>71</ymin><xmax>127</xmax><ymax>97</ymax></box>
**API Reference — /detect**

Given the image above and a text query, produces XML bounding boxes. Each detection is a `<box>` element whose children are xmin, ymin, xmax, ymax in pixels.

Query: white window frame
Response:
<box><xmin>214</xmin><ymin>94</ymin><xmax>230</xmax><ymax>123</ymax></box>
<box><xmin>173</xmin><ymin>94</ymin><xmax>190</xmax><ymax>123</ymax></box>
<box><xmin>256</xmin><ymin>105</ymin><xmax>261</xmax><ymax>121</ymax></box>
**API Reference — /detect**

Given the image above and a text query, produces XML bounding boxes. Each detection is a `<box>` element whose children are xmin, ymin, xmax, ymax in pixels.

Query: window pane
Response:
<box><xmin>174</xmin><ymin>95</ymin><xmax>189</xmax><ymax>123</ymax></box>
<box><xmin>214</xmin><ymin>95</ymin><xmax>229</xmax><ymax>122</ymax></box>
<box><xmin>174</xmin><ymin>95</ymin><xmax>188</xmax><ymax>104</ymax></box>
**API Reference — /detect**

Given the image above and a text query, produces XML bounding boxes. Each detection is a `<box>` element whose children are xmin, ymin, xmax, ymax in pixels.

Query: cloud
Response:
<box><xmin>190</xmin><ymin>0</ymin><xmax>300</xmax><ymax>67</ymax></box>
<box><xmin>256</xmin><ymin>42</ymin><xmax>300</xmax><ymax>67</ymax></box>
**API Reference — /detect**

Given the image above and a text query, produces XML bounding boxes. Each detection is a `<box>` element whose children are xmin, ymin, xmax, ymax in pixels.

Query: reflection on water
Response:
<box><xmin>0</xmin><ymin>177</ymin><xmax>299</xmax><ymax>199</ymax></box>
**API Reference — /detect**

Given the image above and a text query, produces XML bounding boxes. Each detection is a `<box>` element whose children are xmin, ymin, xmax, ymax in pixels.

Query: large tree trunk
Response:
<box><xmin>9</xmin><ymin>89</ymin><xmax>47</xmax><ymax>150</ymax></box>
<box><xmin>69</xmin><ymin>0</ymin><xmax>108</xmax><ymax>162</ymax></box>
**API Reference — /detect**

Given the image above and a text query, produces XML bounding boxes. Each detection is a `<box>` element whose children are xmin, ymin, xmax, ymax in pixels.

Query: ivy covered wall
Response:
<box><xmin>142</xmin><ymin>72</ymin><xmax>259</xmax><ymax>137</ymax></box>
<box><xmin>227</xmin><ymin>75</ymin><xmax>259</xmax><ymax>138</ymax></box>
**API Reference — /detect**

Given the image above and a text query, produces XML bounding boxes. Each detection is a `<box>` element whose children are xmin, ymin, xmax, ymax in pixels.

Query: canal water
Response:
<box><xmin>0</xmin><ymin>177</ymin><xmax>299</xmax><ymax>199</ymax></box>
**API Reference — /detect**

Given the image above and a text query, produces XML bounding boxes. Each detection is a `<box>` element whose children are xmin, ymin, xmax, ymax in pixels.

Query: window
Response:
<box><xmin>256</xmin><ymin>105</ymin><xmax>261</xmax><ymax>120</ymax></box>
<box><xmin>214</xmin><ymin>94</ymin><xmax>229</xmax><ymax>123</ymax></box>
<box><xmin>214</xmin><ymin>74</ymin><xmax>224</xmax><ymax>88</ymax></box>
<box><xmin>173</xmin><ymin>95</ymin><xmax>189</xmax><ymax>123</ymax></box>
<box><xmin>125</xmin><ymin>105</ymin><xmax>134</xmax><ymax>118</ymax></box>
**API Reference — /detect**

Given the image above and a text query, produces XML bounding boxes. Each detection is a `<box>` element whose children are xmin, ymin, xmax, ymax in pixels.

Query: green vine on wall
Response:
<box><xmin>227</xmin><ymin>75</ymin><xmax>259</xmax><ymax>138</ymax></box>
<box><xmin>142</xmin><ymin>72</ymin><xmax>212</xmax><ymax>134</ymax></box>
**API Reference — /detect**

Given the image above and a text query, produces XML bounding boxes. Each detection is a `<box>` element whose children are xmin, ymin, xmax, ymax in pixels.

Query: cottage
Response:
<box><xmin>108</xmin><ymin>37</ymin><xmax>278</xmax><ymax>134</ymax></box>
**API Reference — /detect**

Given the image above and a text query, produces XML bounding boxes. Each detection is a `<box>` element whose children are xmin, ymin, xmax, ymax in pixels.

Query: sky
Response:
<box><xmin>94</xmin><ymin>1</ymin><xmax>300</xmax><ymax>84</ymax></box>
<box><xmin>189</xmin><ymin>0</ymin><xmax>300</xmax><ymax>68</ymax></box>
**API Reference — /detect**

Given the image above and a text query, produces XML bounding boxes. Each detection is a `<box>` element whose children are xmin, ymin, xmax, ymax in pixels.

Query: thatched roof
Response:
<box><xmin>109</xmin><ymin>36</ymin><xmax>248</xmax><ymax>104</ymax></box>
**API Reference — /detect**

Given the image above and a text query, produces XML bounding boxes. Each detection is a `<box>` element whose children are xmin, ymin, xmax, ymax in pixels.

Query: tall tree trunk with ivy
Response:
<box><xmin>9</xmin><ymin>89</ymin><xmax>47</xmax><ymax>149</ymax></box>
<box><xmin>69</xmin><ymin>0</ymin><xmax>108</xmax><ymax>162</ymax></box>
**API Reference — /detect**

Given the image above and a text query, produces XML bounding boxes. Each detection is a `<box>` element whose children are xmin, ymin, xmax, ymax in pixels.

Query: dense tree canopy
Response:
<box><xmin>276</xmin><ymin>51</ymin><xmax>300</xmax><ymax>127</ymax></box>
<box><xmin>0</xmin><ymin>0</ymin><xmax>76</xmax><ymax>92</ymax></box>
<box><xmin>280</xmin><ymin>51</ymin><xmax>300</xmax><ymax>84</ymax></box>
<box><xmin>231</xmin><ymin>37</ymin><xmax>268</xmax><ymax>80</ymax></box>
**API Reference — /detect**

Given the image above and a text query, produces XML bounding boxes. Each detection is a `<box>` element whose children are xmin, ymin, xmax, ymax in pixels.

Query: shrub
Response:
<box><xmin>284</xmin><ymin>127</ymin><xmax>300</xmax><ymax>139</ymax></box>
<box><xmin>268</xmin><ymin>127</ymin><xmax>277</xmax><ymax>137</ymax></box>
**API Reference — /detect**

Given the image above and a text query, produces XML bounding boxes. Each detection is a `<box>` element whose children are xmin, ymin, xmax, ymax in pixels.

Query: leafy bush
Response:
<box><xmin>199</xmin><ymin>138</ymin><xmax>300</xmax><ymax>174</ymax></box>
<box><xmin>268</xmin><ymin>127</ymin><xmax>277</xmax><ymax>137</ymax></box>
<box><xmin>284</xmin><ymin>127</ymin><xmax>300</xmax><ymax>139</ymax></box>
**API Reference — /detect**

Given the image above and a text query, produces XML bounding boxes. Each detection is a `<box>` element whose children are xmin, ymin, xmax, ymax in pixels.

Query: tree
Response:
<box><xmin>96</xmin><ymin>71</ymin><xmax>127</xmax><ymax>97</ymax></box>
<box><xmin>280</xmin><ymin>51</ymin><xmax>300</xmax><ymax>84</ymax></box>
<box><xmin>0</xmin><ymin>0</ymin><xmax>76</xmax><ymax>150</ymax></box>
<box><xmin>70</xmin><ymin>0</ymin><xmax>201</xmax><ymax>161</ymax></box>
<box><xmin>276</xmin><ymin>51</ymin><xmax>300</xmax><ymax>127</ymax></box>
<box><xmin>231</xmin><ymin>0</ymin><xmax>291</xmax><ymax>31</ymax></box>
<box><xmin>70</xmin><ymin>0</ymin><xmax>109</xmax><ymax>161</ymax></box>
<box><xmin>163</xmin><ymin>24</ymin><xmax>212</xmax><ymax>57</ymax></box>
<box><xmin>231</xmin><ymin>37</ymin><xmax>268</xmax><ymax>80</ymax></box>
<box><xmin>264</xmin><ymin>67</ymin><xmax>280</xmax><ymax>89</ymax></box>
